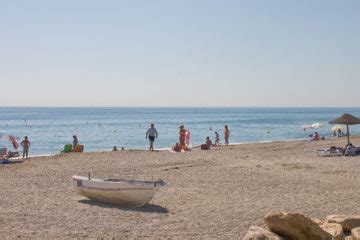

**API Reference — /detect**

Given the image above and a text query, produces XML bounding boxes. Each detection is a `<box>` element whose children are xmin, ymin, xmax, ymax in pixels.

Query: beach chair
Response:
<box><xmin>315</xmin><ymin>148</ymin><xmax>343</xmax><ymax>157</ymax></box>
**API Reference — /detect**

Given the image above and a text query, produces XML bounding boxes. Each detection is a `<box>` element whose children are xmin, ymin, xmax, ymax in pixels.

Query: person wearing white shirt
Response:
<box><xmin>146</xmin><ymin>124</ymin><xmax>158</xmax><ymax>151</ymax></box>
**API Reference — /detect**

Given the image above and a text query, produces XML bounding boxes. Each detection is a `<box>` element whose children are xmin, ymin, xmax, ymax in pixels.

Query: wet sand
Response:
<box><xmin>1</xmin><ymin>136</ymin><xmax>360</xmax><ymax>239</ymax></box>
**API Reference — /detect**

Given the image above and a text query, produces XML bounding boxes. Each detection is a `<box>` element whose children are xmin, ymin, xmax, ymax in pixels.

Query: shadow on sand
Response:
<box><xmin>79</xmin><ymin>199</ymin><xmax>169</xmax><ymax>214</ymax></box>
<box><xmin>0</xmin><ymin>160</ymin><xmax>24</xmax><ymax>165</ymax></box>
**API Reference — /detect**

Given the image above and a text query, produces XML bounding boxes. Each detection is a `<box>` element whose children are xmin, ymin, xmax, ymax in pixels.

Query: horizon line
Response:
<box><xmin>0</xmin><ymin>106</ymin><xmax>360</xmax><ymax>108</ymax></box>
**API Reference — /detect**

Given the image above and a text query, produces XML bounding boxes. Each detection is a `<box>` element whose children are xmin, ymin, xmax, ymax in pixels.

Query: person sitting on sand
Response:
<box><xmin>172</xmin><ymin>143</ymin><xmax>182</xmax><ymax>152</ymax></box>
<box><xmin>113</xmin><ymin>146</ymin><xmax>118</xmax><ymax>151</ymax></box>
<box><xmin>214</xmin><ymin>131</ymin><xmax>220</xmax><ymax>146</ymax></box>
<box><xmin>73</xmin><ymin>135</ymin><xmax>78</xmax><ymax>150</ymax></box>
<box><xmin>345</xmin><ymin>143</ymin><xmax>360</xmax><ymax>156</ymax></box>
<box><xmin>21</xmin><ymin>136</ymin><xmax>30</xmax><ymax>158</ymax></box>
<box><xmin>201</xmin><ymin>137</ymin><xmax>213</xmax><ymax>150</ymax></box>
<box><xmin>311</xmin><ymin>132</ymin><xmax>320</xmax><ymax>141</ymax></box>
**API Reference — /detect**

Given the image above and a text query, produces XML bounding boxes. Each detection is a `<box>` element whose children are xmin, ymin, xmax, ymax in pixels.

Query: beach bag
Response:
<box><xmin>74</xmin><ymin>144</ymin><xmax>84</xmax><ymax>153</ymax></box>
<box><xmin>63</xmin><ymin>144</ymin><xmax>72</xmax><ymax>153</ymax></box>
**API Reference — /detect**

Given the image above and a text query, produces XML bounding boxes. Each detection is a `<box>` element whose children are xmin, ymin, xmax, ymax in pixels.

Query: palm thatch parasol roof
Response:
<box><xmin>329</xmin><ymin>113</ymin><xmax>360</xmax><ymax>125</ymax></box>
<box><xmin>329</xmin><ymin>113</ymin><xmax>360</xmax><ymax>145</ymax></box>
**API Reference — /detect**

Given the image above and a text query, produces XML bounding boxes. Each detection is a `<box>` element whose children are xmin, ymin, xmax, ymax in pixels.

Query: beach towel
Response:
<box><xmin>0</xmin><ymin>159</ymin><xmax>23</xmax><ymax>164</ymax></box>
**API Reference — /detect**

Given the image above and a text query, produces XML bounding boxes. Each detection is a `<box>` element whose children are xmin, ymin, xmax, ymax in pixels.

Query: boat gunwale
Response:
<box><xmin>72</xmin><ymin>176</ymin><xmax>163</xmax><ymax>187</ymax></box>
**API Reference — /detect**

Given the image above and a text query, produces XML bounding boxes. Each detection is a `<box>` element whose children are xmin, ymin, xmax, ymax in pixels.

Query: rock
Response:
<box><xmin>243</xmin><ymin>226</ymin><xmax>283</xmax><ymax>240</ymax></box>
<box><xmin>326</xmin><ymin>215</ymin><xmax>360</xmax><ymax>232</ymax></box>
<box><xmin>265</xmin><ymin>212</ymin><xmax>337</xmax><ymax>240</ymax></box>
<box><xmin>320</xmin><ymin>223</ymin><xmax>345</xmax><ymax>240</ymax></box>
<box><xmin>352</xmin><ymin>227</ymin><xmax>360</xmax><ymax>240</ymax></box>
<box><xmin>313</xmin><ymin>218</ymin><xmax>324</xmax><ymax>225</ymax></box>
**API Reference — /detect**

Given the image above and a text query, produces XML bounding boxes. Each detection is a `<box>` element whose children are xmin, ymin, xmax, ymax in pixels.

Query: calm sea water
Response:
<box><xmin>1</xmin><ymin>107</ymin><xmax>360</xmax><ymax>155</ymax></box>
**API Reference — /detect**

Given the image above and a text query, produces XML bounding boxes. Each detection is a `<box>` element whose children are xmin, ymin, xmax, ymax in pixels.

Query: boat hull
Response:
<box><xmin>73</xmin><ymin>176</ymin><xmax>160</xmax><ymax>207</ymax></box>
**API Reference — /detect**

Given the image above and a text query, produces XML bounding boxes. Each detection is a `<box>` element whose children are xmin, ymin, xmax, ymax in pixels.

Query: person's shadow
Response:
<box><xmin>78</xmin><ymin>199</ymin><xmax>169</xmax><ymax>214</ymax></box>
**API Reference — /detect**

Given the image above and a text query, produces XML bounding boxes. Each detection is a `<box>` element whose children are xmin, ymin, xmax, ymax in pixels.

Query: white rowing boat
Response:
<box><xmin>72</xmin><ymin>175</ymin><xmax>164</xmax><ymax>207</ymax></box>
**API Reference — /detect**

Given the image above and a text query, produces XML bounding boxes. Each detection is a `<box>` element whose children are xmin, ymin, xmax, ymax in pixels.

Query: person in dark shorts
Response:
<box><xmin>21</xmin><ymin>136</ymin><xmax>30</xmax><ymax>158</ymax></box>
<box><xmin>146</xmin><ymin>124</ymin><xmax>158</xmax><ymax>151</ymax></box>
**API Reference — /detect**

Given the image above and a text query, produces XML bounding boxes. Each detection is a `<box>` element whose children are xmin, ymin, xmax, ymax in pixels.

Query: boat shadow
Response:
<box><xmin>79</xmin><ymin>199</ymin><xmax>169</xmax><ymax>214</ymax></box>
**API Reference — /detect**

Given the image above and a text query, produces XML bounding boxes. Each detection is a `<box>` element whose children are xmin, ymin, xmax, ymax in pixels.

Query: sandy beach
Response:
<box><xmin>1</xmin><ymin>136</ymin><xmax>360</xmax><ymax>239</ymax></box>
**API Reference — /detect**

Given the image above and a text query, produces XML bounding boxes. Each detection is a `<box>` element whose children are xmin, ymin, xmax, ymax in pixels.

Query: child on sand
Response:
<box><xmin>21</xmin><ymin>136</ymin><xmax>30</xmax><ymax>158</ymax></box>
<box><xmin>214</xmin><ymin>131</ymin><xmax>220</xmax><ymax>146</ymax></box>
<box><xmin>172</xmin><ymin>143</ymin><xmax>182</xmax><ymax>152</ymax></box>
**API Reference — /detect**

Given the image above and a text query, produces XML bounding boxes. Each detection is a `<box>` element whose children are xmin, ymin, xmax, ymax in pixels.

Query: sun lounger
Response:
<box><xmin>316</xmin><ymin>148</ymin><xmax>343</xmax><ymax>157</ymax></box>
<box><xmin>345</xmin><ymin>147</ymin><xmax>360</xmax><ymax>156</ymax></box>
<box><xmin>0</xmin><ymin>147</ymin><xmax>7</xmax><ymax>159</ymax></box>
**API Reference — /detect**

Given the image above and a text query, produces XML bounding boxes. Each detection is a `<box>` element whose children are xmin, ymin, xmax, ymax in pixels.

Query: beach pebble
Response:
<box><xmin>265</xmin><ymin>212</ymin><xmax>335</xmax><ymax>240</ymax></box>
<box><xmin>243</xmin><ymin>226</ymin><xmax>283</xmax><ymax>240</ymax></box>
<box><xmin>326</xmin><ymin>215</ymin><xmax>360</xmax><ymax>232</ymax></box>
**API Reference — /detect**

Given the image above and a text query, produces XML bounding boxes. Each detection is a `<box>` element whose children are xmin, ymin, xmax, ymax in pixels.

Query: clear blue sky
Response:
<box><xmin>1</xmin><ymin>0</ymin><xmax>359</xmax><ymax>107</ymax></box>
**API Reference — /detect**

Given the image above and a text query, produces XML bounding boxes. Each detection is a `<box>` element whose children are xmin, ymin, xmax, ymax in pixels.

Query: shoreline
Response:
<box><xmin>24</xmin><ymin>135</ymin><xmax>351</xmax><ymax>158</ymax></box>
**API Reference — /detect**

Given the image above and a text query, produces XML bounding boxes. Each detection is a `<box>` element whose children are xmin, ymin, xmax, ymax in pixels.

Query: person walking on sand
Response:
<box><xmin>21</xmin><ymin>136</ymin><xmax>30</xmax><ymax>158</ymax></box>
<box><xmin>146</xmin><ymin>123</ymin><xmax>158</xmax><ymax>151</ymax></box>
<box><xmin>224</xmin><ymin>125</ymin><xmax>230</xmax><ymax>146</ymax></box>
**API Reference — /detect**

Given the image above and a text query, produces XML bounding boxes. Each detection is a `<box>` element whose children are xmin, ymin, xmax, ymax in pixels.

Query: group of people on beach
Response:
<box><xmin>11</xmin><ymin>124</ymin><xmax>231</xmax><ymax>158</ymax></box>
<box><xmin>145</xmin><ymin>124</ymin><xmax>231</xmax><ymax>152</ymax></box>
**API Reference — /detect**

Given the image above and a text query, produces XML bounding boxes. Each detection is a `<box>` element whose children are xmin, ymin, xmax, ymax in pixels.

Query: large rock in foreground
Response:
<box><xmin>243</xmin><ymin>226</ymin><xmax>283</xmax><ymax>240</ymax></box>
<box><xmin>352</xmin><ymin>227</ymin><xmax>360</xmax><ymax>240</ymax></box>
<box><xmin>320</xmin><ymin>223</ymin><xmax>345</xmax><ymax>240</ymax></box>
<box><xmin>326</xmin><ymin>215</ymin><xmax>360</xmax><ymax>232</ymax></box>
<box><xmin>265</xmin><ymin>212</ymin><xmax>343</xmax><ymax>240</ymax></box>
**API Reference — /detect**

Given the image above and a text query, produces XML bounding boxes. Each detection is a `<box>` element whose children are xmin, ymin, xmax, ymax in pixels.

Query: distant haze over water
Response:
<box><xmin>1</xmin><ymin>107</ymin><xmax>360</xmax><ymax>155</ymax></box>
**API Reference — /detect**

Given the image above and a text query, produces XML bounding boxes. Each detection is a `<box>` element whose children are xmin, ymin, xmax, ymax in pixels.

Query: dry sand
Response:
<box><xmin>1</xmin><ymin>136</ymin><xmax>360</xmax><ymax>239</ymax></box>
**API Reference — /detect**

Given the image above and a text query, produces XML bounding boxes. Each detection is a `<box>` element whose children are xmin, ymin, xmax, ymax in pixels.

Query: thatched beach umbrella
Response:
<box><xmin>329</xmin><ymin>113</ymin><xmax>360</xmax><ymax>145</ymax></box>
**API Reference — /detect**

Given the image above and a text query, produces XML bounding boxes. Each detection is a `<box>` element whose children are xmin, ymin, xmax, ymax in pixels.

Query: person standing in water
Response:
<box><xmin>224</xmin><ymin>125</ymin><xmax>230</xmax><ymax>146</ymax></box>
<box><xmin>21</xmin><ymin>136</ymin><xmax>30</xmax><ymax>158</ymax></box>
<box><xmin>146</xmin><ymin>123</ymin><xmax>158</xmax><ymax>151</ymax></box>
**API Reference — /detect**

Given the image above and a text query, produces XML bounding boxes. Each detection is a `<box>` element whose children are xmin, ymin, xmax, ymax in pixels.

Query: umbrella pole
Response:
<box><xmin>347</xmin><ymin>124</ymin><xmax>350</xmax><ymax>145</ymax></box>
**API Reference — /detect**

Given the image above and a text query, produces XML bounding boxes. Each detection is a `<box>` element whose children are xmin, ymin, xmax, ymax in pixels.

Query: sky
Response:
<box><xmin>0</xmin><ymin>0</ymin><xmax>359</xmax><ymax>107</ymax></box>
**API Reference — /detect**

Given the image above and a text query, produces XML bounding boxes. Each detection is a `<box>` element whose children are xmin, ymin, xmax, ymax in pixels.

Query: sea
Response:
<box><xmin>1</xmin><ymin>107</ymin><xmax>360</xmax><ymax>156</ymax></box>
